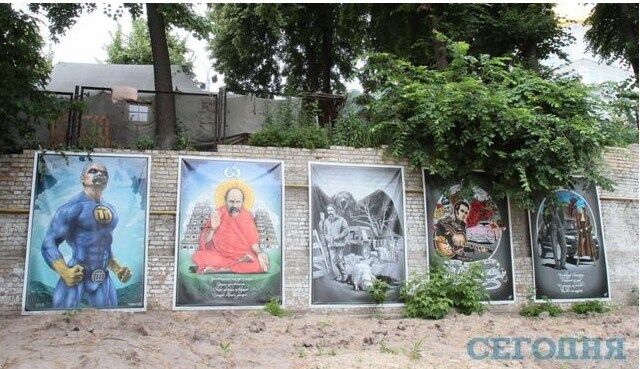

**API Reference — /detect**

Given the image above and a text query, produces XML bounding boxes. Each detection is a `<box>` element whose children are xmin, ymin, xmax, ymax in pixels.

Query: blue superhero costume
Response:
<box><xmin>42</xmin><ymin>191</ymin><xmax>119</xmax><ymax>308</ymax></box>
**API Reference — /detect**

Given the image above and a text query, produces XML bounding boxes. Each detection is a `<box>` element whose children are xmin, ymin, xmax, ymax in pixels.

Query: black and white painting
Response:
<box><xmin>309</xmin><ymin>163</ymin><xmax>406</xmax><ymax>305</ymax></box>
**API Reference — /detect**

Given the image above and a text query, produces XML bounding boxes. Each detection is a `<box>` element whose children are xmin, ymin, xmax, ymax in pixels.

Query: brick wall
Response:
<box><xmin>0</xmin><ymin>145</ymin><xmax>637</xmax><ymax>314</ymax></box>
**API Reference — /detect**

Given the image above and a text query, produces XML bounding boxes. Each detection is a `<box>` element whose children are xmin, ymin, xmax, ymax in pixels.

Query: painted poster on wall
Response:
<box><xmin>22</xmin><ymin>152</ymin><xmax>150</xmax><ymax>313</ymax></box>
<box><xmin>309</xmin><ymin>163</ymin><xmax>407</xmax><ymax>306</ymax></box>
<box><xmin>423</xmin><ymin>171</ymin><xmax>515</xmax><ymax>303</ymax></box>
<box><xmin>174</xmin><ymin>157</ymin><xmax>284</xmax><ymax>309</ymax></box>
<box><xmin>528</xmin><ymin>182</ymin><xmax>609</xmax><ymax>301</ymax></box>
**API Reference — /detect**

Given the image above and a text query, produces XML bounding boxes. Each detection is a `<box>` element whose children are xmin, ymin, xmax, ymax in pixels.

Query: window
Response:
<box><xmin>128</xmin><ymin>104</ymin><xmax>149</xmax><ymax>122</ymax></box>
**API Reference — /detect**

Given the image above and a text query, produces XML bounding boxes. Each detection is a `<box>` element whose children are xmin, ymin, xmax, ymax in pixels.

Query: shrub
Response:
<box><xmin>447</xmin><ymin>263</ymin><xmax>488</xmax><ymax>315</ymax></box>
<box><xmin>360</xmin><ymin>44</ymin><xmax>620</xmax><ymax>207</ymax></box>
<box><xmin>134</xmin><ymin>136</ymin><xmax>156</xmax><ymax>150</ymax></box>
<box><xmin>400</xmin><ymin>264</ymin><xmax>487</xmax><ymax>320</ymax></box>
<box><xmin>249</xmin><ymin>98</ymin><xmax>330</xmax><ymax>149</ymax></box>
<box><xmin>369</xmin><ymin>277</ymin><xmax>391</xmax><ymax>305</ymax></box>
<box><xmin>519</xmin><ymin>297</ymin><xmax>563</xmax><ymax>317</ymax></box>
<box><xmin>263</xmin><ymin>297</ymin><xmax>289</xmax><ymax>317</ymax></box>
<box><xmin>332</xmin><ymin>110</ymin><xmax>376</xmax><ymax>148</ymax></box>
<box><xmin>571</xmin><ymin>300</ymin><xmax>609</xmax><ymax>315</ymax></box>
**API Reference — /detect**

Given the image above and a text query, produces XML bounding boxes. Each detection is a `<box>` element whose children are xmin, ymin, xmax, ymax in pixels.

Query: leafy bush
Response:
<box><xmin>594</xmin><ymin>79</ymin><xmax>639</xmax><ymax>146</ymax></box>
<box><xmin>249</xmin><ymin>98</ymin><xmax>330</xmax><ymax>149</ymax></box>
<box><xmin>263</xmin><ymin>297</ymin><xmax>290</xmax><ymax>317</ymax></box>
<box><xmin>134</xmin><ymin>136</ymin><xmax>156</xmax><ymax>150</ymax></box>
<box><xmin>519</xmin><ymin>297</ymin><xmax>563</xmax><ymax>317</ymax></box>
<box><xmin>400</xmin><ymin>264</ymin><xmax>487</xmax><ymax>320</ymax></box>
<box><xmin>571</xmin><ymin>300</ymin><xmax>610</xmax><ymax>315</ymax></box>
<box><xmin>446</xmin><ymin>263</ymin><xmax>488</xmax><ymax>315</ymax></box>
<box><xmin>369</xmin><ymin>277</ymin><xmax>391</xmax><ymax>305</ymax></box>
<box><xmin>332</xmin><ymin>110</ymin><xmax>377</xmax><ymax>148</ymax></box>
<box><xmin>360</xmin><ymin>43</ymin><xmax>620</xmax><ymax>207</ymax></box>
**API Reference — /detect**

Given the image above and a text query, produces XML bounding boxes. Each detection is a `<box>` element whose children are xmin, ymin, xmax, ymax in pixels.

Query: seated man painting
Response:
<box><xmin>192</xmin><ymin>186</ymin><xmax>269</xmax><ymax>274</ymax></box>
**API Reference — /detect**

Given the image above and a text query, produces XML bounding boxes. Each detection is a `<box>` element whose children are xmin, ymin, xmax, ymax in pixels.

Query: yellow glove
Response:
<box><xmin>52</xmin><ymin>259</ymin><xmax>84</xmax><ymax>287</ymax></box>
<box><xmin>109</xmin><ymin>259</ymin><xmax>132</xmax><ymax>283</ymax></box>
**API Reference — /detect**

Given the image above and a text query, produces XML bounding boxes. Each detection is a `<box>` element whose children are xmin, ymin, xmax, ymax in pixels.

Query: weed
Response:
<box><xmin>219</xmin><ymin>341</ymin><xmax>232</xmax><ymax>358</ymax></box>
<box><xmin>264</xmin><ymin>297</ymin><xmax>290</xmax><ymax>317</ymax></box>
<box><xmin>134</xmin><ymin>136</ymin><xmax>155</xmax><ymax>150</ymax></box>
<box><xmin>369</xmin><ymin>277</ymin><xmax>390</xmax><ymax>305</ymax></box>
<box><xmin>519</xmin><ymin>297</ymin><xmax>563</xmax><ymax>317</ymax></box>
<box><xmin>62</xmin><ymin>310</ymin><xmax>79</xmax><ymax>323</ymax></box>
<box><xmin>379</xmin><ymin>341</ymin><xmax>400</xmax><ymax>355</ymax></box>
<box><xmin>400</xmin><ymin>264</ymin><xmax>487</xmax><ymax>320</ymax></box>
<box><xmin>571</xmin><ymin>300</ymin><xmax>610</xmax><ymax>314</ymax></box>
<box><xmin>406</xmin><ymin>336</ymin><xmax>426</xmax><ymax>361</ymax></box>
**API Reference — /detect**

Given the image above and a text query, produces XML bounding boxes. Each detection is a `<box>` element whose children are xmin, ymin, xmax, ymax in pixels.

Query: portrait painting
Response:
<box><xmin>423</xmin><ymin>171</ymin><xmax>515</xmax><ymax>303</ymax></box>
<box><xmin>22</xmin><ymin>152</ymin><xmax>150</xmax><ymax>313</ymax></box>
<box><xmin>309</xmin><ymin>163</ymin><xmax>407</xmax><ymax>306</ymax></box>
<box><xmin>529</xmin><ymin>181</ymin><xmax>610</xmax><ymax>301</ymax></box>
<box><xmin>174</xmin><ymin>157</ymin><xmax>284</xmax><ymax>308</ymax></box>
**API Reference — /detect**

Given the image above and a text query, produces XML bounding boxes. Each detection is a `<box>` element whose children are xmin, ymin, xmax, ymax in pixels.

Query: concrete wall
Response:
<box><xmin>0</xmin><ymin>145</ymin><xmax>637</xmax><ymax>314</ymax></box>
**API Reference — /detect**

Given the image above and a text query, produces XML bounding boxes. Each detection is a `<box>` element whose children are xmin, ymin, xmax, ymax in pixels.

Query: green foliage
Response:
<box><xmin>400</xmin><ymin>264</ymin><xmax>487</xmax><ymax>320</ymax></box>
<box><xmin>519</xmin><ymin>297</ymin><xmax>563</xmax><ymax>318</ymax></box>
<box><xmin>571</xmin><ymin>300</ymin><xmax>610</xmax><ymax>315</ymax></box>
<box><xmin>0</xmin><ymin>5</ymin><xmax>64</xmax><ymax>153</ymax></box>
<box><xmin>263</xmin><ymin>297</ymin><xmax>290</xmax><ymax>317</ymax></box>
<box><xmin>105</xmin><ymin>19</ymin><xmax>196</xmax><ymax>78</ymax></box>
<box><xmin>249</xmin><ymin>99</ymin><xmax>330</xmax><ymax>149</ymax></box>
<box><xmin>134</xmin><ymin>136</ymin><xmax>156</xmax><ymax>150</ymax></box>
<box><xmin>332</xmin><ymin>110</ymin><xmax>377</xmax><ymax>148</ymax></box>
<box><xmin>369</xmin><ymin>277</ymin><xmax>391</xmax><ymax>305</ymax></box>
<box><xmin>209</xmin><ymin>4</ymin><xmax>368</xmax><ymax>95</ymax></box>
<box><xmin>366</xmin><ymin>4</ymin><xmax>571</xmax><ymax>70</ymax></box>
<box><xmin>584</xmin><ymin>4</ymin><xmax>638</xmax><ymax>79</ymax></box>
<box><xmin>407</xmin><ymin>336</ymin><xmax>426</xmax><ymax>361</ymax></box>
<box><xmin>360</xmin><ymin>48</ymin><xmax>617</xmax><ymax>207</ymax></box>
<box><xmin>594</xmin><ymin>79</ymin><xmax>639</xmax><ymax>146</ymax></box>
<box><xmin>446</xmin><ymin>263</ymin><xmax>488</xmax><ymax>315</ymax></box>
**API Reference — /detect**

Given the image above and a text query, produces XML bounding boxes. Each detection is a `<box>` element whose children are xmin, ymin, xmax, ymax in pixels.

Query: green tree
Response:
<box><xmin>584</xmin><ymin>4</ymin><xmax>639</xmax><ymax>81</ymax></box>
<box><xmin>105</xmin><ymin>18</ymin><xmax>195</xmax><ymax>79</ymax></box>
<box><xmin>0</xmin><ymin>5</ymin><xmax>61</xmax><ymax>152</ymax></box>
<box><xmin>30</xmin><ymin>3</ymin><xmax>210</xmax><ymax>149</ymax></box>
<box><xmin>360</xmin><ymin>45</ymin><xmax>615</xmax><ymax>207</ymax></box>
<box><xmin>209</xmin><ymin>4</ymin><xmax>368</xmax><ymax>95</ymax></box>
<box><xmin>367</xmin><ymin>4</ymin><xmax>571</xmax><ymax>71</ymax></box>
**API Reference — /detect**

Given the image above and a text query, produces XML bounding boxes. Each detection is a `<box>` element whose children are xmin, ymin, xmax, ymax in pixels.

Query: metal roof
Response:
<box><xmin>46</xmin><ymin>62</ymin><xmax>204</xmax><ymax>94</ymax></box>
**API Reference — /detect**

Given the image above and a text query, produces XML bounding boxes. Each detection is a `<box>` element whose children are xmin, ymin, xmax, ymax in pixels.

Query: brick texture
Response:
<box><xmin>0</xmin><ymin>144</ymin><xmax>637</xmax><ymax>314</ymax></box>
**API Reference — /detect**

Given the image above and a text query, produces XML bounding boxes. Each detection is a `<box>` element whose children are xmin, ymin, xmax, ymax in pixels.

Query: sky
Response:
<box><xmin>15</xmin><ymin>2</ymin><xmax>631</xmax><ymax>92</ymax></box>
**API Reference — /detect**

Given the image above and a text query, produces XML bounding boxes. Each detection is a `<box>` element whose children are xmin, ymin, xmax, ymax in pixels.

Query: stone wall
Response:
<box><xmin>0</xmin><ymin>145</ymin><xmax>637</xmax><ymax>314</ymax></box>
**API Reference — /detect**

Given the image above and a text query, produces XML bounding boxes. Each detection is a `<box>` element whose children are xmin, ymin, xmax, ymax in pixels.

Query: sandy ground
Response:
<box><xmin>0</xmin><ymin>306</ymin><xmax>637</xmax><ymax>369</ymax></box>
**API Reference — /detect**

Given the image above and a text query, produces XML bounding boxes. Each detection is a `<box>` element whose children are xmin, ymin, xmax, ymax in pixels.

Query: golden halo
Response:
<box><xmin>214</xmin><ymin>179</ymin><xmax>255</xmax><ymax>210</ymax></box>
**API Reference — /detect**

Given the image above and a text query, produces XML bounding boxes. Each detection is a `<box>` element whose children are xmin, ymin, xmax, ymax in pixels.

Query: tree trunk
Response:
<box><xmin>429</xmin><ymin>10</ymin><xmax>448</xmax><ymax>70</ymax></box>
<box><xmin>147</xmin><ymin>3</ymin><xmax>176</xmax><ymax>149</ymax></box>
<box><xmin>320</xmin><ymin>5</ymin><xmax>334</xmax><ymax>94</ymax></box>
<box><xmin>521</xmin><ymin>40</ymin><xmax>540</xmax><ymax>71</ymax></box>
<box><xmin>616</xmin><ymin>4</ymin><xmax>639</xmax><ymax>80</ymax></box>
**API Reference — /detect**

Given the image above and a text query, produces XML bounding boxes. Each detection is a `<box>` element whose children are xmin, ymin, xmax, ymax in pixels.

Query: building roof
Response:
<box><xmin>46</xmin><ymin>62</ymin><xmax>204</xmax><ymax>94</ymax></box>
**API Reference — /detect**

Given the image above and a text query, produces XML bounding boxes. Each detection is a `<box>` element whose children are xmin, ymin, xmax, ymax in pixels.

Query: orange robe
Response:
<box><xmin>192</xmin><ymin>206</ymin><xmax>263</xmax><ymax>273</ymax></box>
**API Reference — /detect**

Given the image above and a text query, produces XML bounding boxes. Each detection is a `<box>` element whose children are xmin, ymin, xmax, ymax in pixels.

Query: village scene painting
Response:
<box><xmin>310</xmin><ymin>163</ymin><xmax>406</xmax><ymax>305</ymax></box>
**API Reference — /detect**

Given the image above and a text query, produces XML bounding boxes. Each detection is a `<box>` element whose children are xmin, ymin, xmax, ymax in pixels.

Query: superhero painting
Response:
<box><xmin>22</xmin><ymin>152</ymin><xmax>150</xmax><ymax>313</ymax></box>
<box><xmin>529</xmin><ymin>182</ymin><xmax>610</xmax><ymax>301</ymax></box>
<box><xmin>174</xmin><ymin>157</ymin><xmax>284</xmax><ymax>309</ymax></box>
<box><xmin>423</xmin><ymin>171</ymin><xmax>515</xmax><ymax>303</ymax></box>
